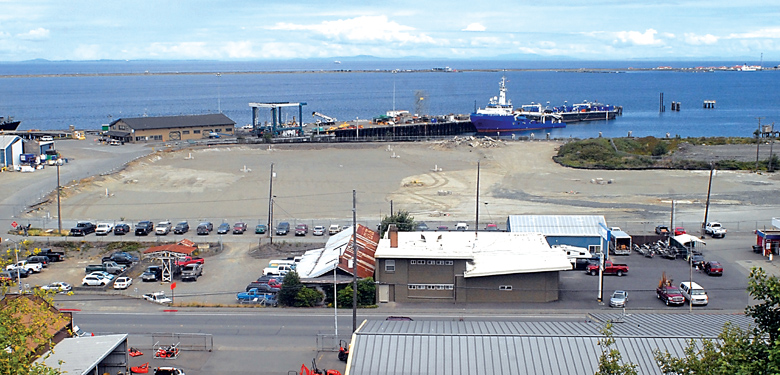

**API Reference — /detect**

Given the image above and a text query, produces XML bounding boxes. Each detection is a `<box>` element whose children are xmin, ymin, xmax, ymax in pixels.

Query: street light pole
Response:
<box><xmin>57</xmin><ymin>161</ymin><xmax>62</xmax><ymax>235</ymax></box>
<box><xmin>352</xmin><ymin>189</ymin><xmax>358</xmax><ymax>333</ymax></box>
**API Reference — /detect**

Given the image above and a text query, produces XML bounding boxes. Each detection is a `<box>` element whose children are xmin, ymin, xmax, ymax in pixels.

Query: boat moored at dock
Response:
<box><xmin>470</xmin><ymin>77</ymin><xmax>565</xmax><ymax>133</ymax></box>
<box><xmin>521</xmin><ymin>101</ymin><xmax>622</xmax><ymax>123</ymax></box>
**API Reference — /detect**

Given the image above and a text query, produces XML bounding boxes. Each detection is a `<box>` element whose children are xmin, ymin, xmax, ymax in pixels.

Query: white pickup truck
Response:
<box><xmin>263</xmin><ymin>264</ymin><xmax>294</xmax><ymax>276</ymax></box>
<box><xmin>705</xmin><ymin>222</ymin><xmax>727</xmax><ymax>238</ymax></box>
<box><xmin>6</xmin><ymin>260</ymin><xmax>42</xmax><ymax>274</ymax></box>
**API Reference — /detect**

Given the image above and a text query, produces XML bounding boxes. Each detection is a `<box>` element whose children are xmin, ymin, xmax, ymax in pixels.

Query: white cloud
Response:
<box><xmin>269</xmin><ymin>15</ymin><xmax>436</xmax><ymax>44</ymax></box>
<box><xmin>727</xmin><ymin>28</ymin><xmax>780</xmax><ymax>39</ymax></box>
<box><xmin>73</xmin><ymin>44</ymin><xmax>101</xmax><ymax>60</ymax></box>
<box><xmin>684</xmin><ymin>33</ymin><xmax>718</xmax><ymax>45</ymax></box>
<box><xmin>613</xmin><ymin>29</ymin><xmax>662</xmax><ymax>46</ymax></box>
<box><xmin>17</xmin><ymin>27</ymin><xmax>49</xmax><ymax>41</ymax></box>
<box><xmin>462</xmin><ymin>23</ymin><xmax>486</xmax><ymax>32</ymax></box>
<box><xmin>223</xmin><ymin>41</ymin><xmax>255</xmax><ymax>59</ymax></box>
<box><xmin>147</xmin><ymin>42</ymin><xmax>211</xmax><ymax>58</ymax></box>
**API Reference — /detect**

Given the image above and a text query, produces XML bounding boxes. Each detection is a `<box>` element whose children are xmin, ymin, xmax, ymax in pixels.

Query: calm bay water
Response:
<box><xmin>1</xmin><ymin>60</ymin><xmax>778</xmax><ymax>139</ymax></box>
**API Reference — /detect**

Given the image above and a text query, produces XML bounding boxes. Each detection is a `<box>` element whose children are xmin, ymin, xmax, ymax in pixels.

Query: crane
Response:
<box><xmin>312</xmin><ymin>111</ymin><xmax>337</xmax><ymax>125</ymax></box>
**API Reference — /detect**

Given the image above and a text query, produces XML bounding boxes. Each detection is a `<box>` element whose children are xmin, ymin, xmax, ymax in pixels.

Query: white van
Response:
<box><xmin>679</xmin><ymin>281</ymin><xmax>708</xmax><ymax>305</ymax></box>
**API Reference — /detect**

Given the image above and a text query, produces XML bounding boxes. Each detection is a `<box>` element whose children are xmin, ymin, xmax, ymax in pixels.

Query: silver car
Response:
<box><xmin>609</xmin><ymin>290</ymin><xmax>628</xmax><ymax>308</ymax></box>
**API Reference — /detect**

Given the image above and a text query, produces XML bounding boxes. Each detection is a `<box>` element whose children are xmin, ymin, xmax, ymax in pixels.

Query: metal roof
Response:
<box><xmin>374</xmin><ymin>232</ymin><xmax>572</xmax><ymax>277</ymax></box>
<box><xmin>0</xmin><ymin>134</ymin><xmax>21</xmax><ymax>149</ymax></box>
<box><xmin>348</xmin><ymin>315</ymin><xmax>753</xmax><ymax>375</ymax></box>
<box><xmin>507</xmin><ymin>215</ymin><xmax>606</xmax><ymax>237</ymax></box>
<box><xmin>113</xmin><ymin>113</ymin><xmax>235</xmax><ymax>131</ymax></box>
<box><xmin>34</xmin><ymin>334</ymin><xmax>127</xmax><ymax>375</ymax></box>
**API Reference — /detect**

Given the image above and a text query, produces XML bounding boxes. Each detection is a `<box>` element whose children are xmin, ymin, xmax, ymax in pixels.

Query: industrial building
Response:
<box><xmin>35</xmin><ymin>334</ymin><xmax>129</xmax><ymax>375</ymax></box>
<box><xmin>507</xmin><ymin>215</ymin><xmax>608</xmax><ymax>252</ymax></box>
<box><xmin>0</xmin><ymin>135</ymin><xmax>23</xmax><ymax>169</ymax></box>
<box><xmin>373</xmin><ymin>226</ymin><xmax>571</xmax><ymax>303</ymax></box>
<box><xmin>345</xmin><ymin>313</ymin><xmax>753</xmax><ymax>375</ymax></box>
<box><xmin>106</xmin><ymin>113</ymin><xmax>235</xmax><ymax>143</ymax></box>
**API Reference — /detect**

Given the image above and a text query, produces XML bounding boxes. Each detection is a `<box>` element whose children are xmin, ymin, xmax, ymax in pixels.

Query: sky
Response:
<box><xmin>0</xmin><ymin>0</ymin><xmax>777</xmax><ymax>62</ymax></box>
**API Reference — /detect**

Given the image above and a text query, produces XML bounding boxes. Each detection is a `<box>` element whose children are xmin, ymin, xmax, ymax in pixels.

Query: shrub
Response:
<box><xmin>295</xmin><ymin>287</ymin><xmax>323</xmax><ymax>307</ymax></box>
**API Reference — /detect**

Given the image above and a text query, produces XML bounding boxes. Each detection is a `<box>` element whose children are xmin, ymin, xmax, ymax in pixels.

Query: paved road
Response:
<box><xmin>62</xmin><ymin>296</ymin><xmax>588</xmax><ymax>375</ymax></box>
<box><xmin>1</xmin><ymin>136</ymin><xmax>151</xmax><ymax>240</ymax></box>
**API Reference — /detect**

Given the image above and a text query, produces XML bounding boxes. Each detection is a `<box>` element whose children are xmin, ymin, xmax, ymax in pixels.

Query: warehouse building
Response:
<box><xmin>106</xmin><ymin>113</ymin><xmax>235</xmax><ymax>143</ymax></box>
<box><xmin>345</xmin><ymin>313</ymin><xmax>753</xmax><ymax>375</ymax></box>
<box><xmin>507</xmin><ymin>215</ymin><xmax>608</xmax><ymax>252</ymax></box>
<box><xmin>374</xmin><ymin>226</ymin><xmax>571</xmax><ymax>303</ymax></box>
<box><xmin>0</xmin><ymin>135</ymin><xmax>23</xmax><ymax>169</ymax></box>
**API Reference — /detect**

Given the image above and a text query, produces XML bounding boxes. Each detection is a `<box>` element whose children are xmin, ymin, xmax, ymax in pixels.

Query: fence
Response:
<box><xmin>316</xmin><ymin>333</ymin><xmax>347</xmax><ymax>352</ymax></box>
<box><xmin>151</xmin><ymin>332</ymin><xmax>213</xmax><ymax>352</ymax></box>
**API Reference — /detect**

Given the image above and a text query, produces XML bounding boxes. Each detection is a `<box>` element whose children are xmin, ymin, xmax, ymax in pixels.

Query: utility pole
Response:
<box><xmin>756</xmin><ymin>117</ymin><xmax>765</xmax><ymax>172</ymax></box>
<box><xmin>475</xmin><ymin>160</ymin><xmax>480</xmax><ymax>233</ymax></box>
<box><xmin>352</xmin><ymin>190</ymin><xmax>358</xmax><ymax>333</ymax></box>
<box><xmin>268</xmin><ymin>163</ymin><xmax>274</xmax><ymax>244</ymax></box>
<box><xmin>56</xmin><ymin>161</ymin><xmax>62</xmax><ymax>235</ymax></box>
<box><xmin>702</xmin><ymin>164</ymin><xmax>714</xmax><ymax>239</ymax></box>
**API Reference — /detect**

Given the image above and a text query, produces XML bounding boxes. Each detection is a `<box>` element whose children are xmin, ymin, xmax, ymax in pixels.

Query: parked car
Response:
<box><xmin>657</xmin><ymin>285</ymin><xmax>686</xmax><ymax>306</ymax></box>
<box><xmin>155</xmin><ymin>221</ymin><xmax>172</xmax><ymax>235</ymax></box>
<box><xmin>674</xmin><ymin>227</ymin><xmax>686</xmax><ymax>236</ymax></box>
<box><xmin>233</xmin><ymin>222</ymin><xmax>247</xmax><ymax>234</ymax></box>
<box><xmin>455</xmin><ymin>222</ymin><xmax>469</xmax><ymax>231</ymax></box>
<box><xmin>416</xmin><ymin>222</ymin><xmax>429</xmax><ymax>231</ymax></box>
<box><xmin>655</xmin><ymin>225</ymin><xmax>670</xmax><ymax>235</ymax></box>
<box><xmin>87</xmin><ymin>271</ymin><xmax>116</xmax><ymax>281</ymax></box>
<box><xmin>705</xmin><ymin>222</ymin><xmax>727</xmax><ymax>238</ymax></box>
<box><xmin>485</xmin><ymin>223</ymin><xmax>499</xmax><ymax>231</ymax></box>
<box><xmin>679</xmin><ymin>281</ymin><xmax>708</xmax><ymax>305</ymax></box>
<box><xmin>216</xmin><ymin>222</ymin><xmax>231</xmax><ymax>234</ymax></box>
<box><xmin>95</xmin><ymin>223</ymin><xmax>113</xmax><ymax>235</ymax></box>
<box><xmin>113</xmin><ymin>276</ymin><xmax>133</xmax><ymax>289</ymax></box>
<box><xmin>312</xmin><ymin>225</ymin><xmax>325</xmax><ymax>236</ymax></box>
<box><xmin>328</xmin><ymin>224</ymin><xmax>341</xmax><ymax>235</ymax></box>
<box><xmin>255</xmin><ymin>224</ymin><xmax>267</xmax><ymax>234</ymax></box>
<box><xmin>586</xmin><ymin>260</ymin><xmax>629</xmax><ymax>276</ymax></box>
<box><xmin>153</xmin><ymin>367</ymin><xmax>186</xmax><ymax>375</ymax></box>
<box><xmin>26</xmin><ymin>255</ymin><xmax>50</xmax><ymax>268</ymax></box>
<box><xmin>135</xmin><ymin>220</ymin><xmax>154</xmax><ymax>235</ymax></box>
<box><xmin>245</xmin><ymin>282</ymin><xmax>281</xmax><ymax>293</ymax></box>
<box><xmin>114</xmin><ymin>223</ymin><xmax>131</xmax><ymax>235</ymax></box>
<box><xmin>142</xmin><ymin>266</ymin><xmax>162</xmax><ymax>282</ymax></box>
<box><xmin>236</xmin><ymin>288</ymin><xmax>278</xmax><ymax>305</ymax></box>
<box><xmin>276</xmin><ymin>222</ymin><xmax>290</xmax><ymax>235</ymax></box>
<box><xmin>704</xmin><ymin>261</ymin><xmax>723</xmax><ymax>276</ymax></box>
<box><xmin>197</xmin><ymin>224</ymin><xmax>210</xmax><ymax>235</ymax></box>
<box><xmin>173</xmin><ymin>221</ymin><xmax>189</xmax><ymax>234</ymax></box>
<box><xmin>609</xmin><ymin>290</ymin><xmax>628</xmax><ymax>308</ymax></box>
<box><xmin>82</xmin><ymin>275</ymin><xmax>108</xmax><ymax>286</ymax></box>
<box><xmin>6</xmin><ymin>260</ymin><xmax>42</xmax><ymax>274</ymax></box>
<box><xmin>295</xmin><ymin>224</ymin><xmax>308</xmax><ymax>236</ymax></box>
<box><xmin>70</xmin><ymin>221</ymin><xmax>96</xmax><ymax>236</ymax></box>
<box><xmin>181</xmin><ymin>264</ymin><xmax>203</xmax><ymax>281</ymax></box>
<box><xmin>437</xmin><ymin>225</ymin><xmax>449</xmax><ymax>231</ymax></box>
<box><xmin>143</xmin><ymin>291</ymin><xmax>172</xmax><ymax>305</ymax></box>
<box><xmin>102</xmin><ymin>252</ymin><xmax>139</xmax><ymax>265</ymax></box>
<box><xmin>40</xmin><ymin>282</ymin><xmax>72</xmax><ymax>293</ymax></box>
<box><xmin>687</xmin><ymin>254</ymin><xmax>706</xmax><ymax>268</ymax></box>
<box><xmin>197</xmin><ymin>222</ymin><xmax>213</xmax><ymax>233</ymax></box>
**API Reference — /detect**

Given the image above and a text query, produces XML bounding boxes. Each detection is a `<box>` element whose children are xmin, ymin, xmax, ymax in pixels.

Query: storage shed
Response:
<box><xmin>506</xmin><ymin>215</ymin><xmax>607</xmax><ymax>253</ymax></box>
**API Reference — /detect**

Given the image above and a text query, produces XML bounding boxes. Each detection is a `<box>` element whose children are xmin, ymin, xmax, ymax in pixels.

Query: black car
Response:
<box><xmin>102</xmin><ymin>252</ymin><xmax>138</xmax><ymax>266</ymax></box>
<box><xmin>415</xmin><ymin>222</ymin><xmax>429</xmax><ymax>231</ymax></box>
<box><xmin>173</xmin><ymin>221</ymin><xmax>189</xmax><ymax>234</ymax></box>
<box><xmin>26</xmin><ymin>255</ymin><xmax>50</xmax><ymax>268</ymax></box>
<box><xmin>142</xmin><ymin>266</ymin><xmax>162</xmax><ymax>282</ymax></box>
<box><xmin>114</xmin><ymin>223</ymin><xmax>131</xmax><ymax>235</ymax></box>
<box><xmin>689</xmin><ymin>254</ymin><xmax>706</xmax><ymax>268</ymax></box>
<box><xmin>216</xmin><ymin>222</ymin><xmax>231</xmax><ymax>234</ymax></box>
<box><xmin>69</xmin><ymin>221</ymin><xmax>96</xmax><ymax>236</ymax></box>
<box><xmin>276</xmin><ymin>222</ymin><xmax>290</xmax><ymax>235</ymax></box>
<box><xmin>135</xmin><ymin>221</ymin><xmax>154</xmax><ymax>236</ymax></box>
<box><xmin>197</xmin><ymin>224</ymin><xmax>210</xmax><ymax>235</ymax></box>
<box><xmin>245</xmin><ymin>282</ymin><xmax>281</xmax><ymax>293</ymax></box>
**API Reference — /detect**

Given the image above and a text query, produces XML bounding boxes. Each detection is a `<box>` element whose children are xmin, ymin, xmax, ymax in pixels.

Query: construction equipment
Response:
<box><xmin>312</xmin><ymin>112</ymin><xmax>337</xmax><ymax>126</ymax></box>
<box><xmin>297</xmin><ymin>358</ymin><xmax>341</xmax><ymax>375</ymax></box>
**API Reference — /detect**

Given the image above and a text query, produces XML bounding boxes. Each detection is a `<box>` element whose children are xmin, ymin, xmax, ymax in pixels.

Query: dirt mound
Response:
<box><xmin>248</xmin><ymin>241</ymin><xmax>325</xmax><ymax>259</ymax></box>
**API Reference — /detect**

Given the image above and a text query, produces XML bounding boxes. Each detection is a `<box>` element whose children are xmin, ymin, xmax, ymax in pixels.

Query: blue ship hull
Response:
<box><xmin>470</xmin><ymin>113</ymin><xmax>565</xmax><ymax>133</ymax></box>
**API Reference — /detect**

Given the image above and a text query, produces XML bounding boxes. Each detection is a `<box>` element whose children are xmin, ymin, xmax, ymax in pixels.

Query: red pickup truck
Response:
<box><xmin>586</xmin><ymin>260</ymin><xmax>629</xmax><ymax>276</ymax></box>
<box><xmin>176</xmin><ymin>256</ymin><xmax>205</xmax><ymax>267</ymax></box>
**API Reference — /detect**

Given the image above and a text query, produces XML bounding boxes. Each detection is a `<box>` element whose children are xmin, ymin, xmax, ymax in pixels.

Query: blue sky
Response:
<box><xmin>0</xmin><ymin>0</ymin><xmax>777</xmax><ymax>62</ymax></box>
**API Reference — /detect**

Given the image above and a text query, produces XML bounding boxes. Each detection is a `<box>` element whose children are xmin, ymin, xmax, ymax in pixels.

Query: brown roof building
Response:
<box><xmin>107</xmin><ymin>113</ymin><xmax>235</xmax><ymax>143</ymax></box>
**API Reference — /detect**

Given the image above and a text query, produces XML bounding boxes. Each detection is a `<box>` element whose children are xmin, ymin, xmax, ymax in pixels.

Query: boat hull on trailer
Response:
<box><xmin>470</xmin><ymin>113</ymin><xmax>565</xmax><ymax>133</ymax></box>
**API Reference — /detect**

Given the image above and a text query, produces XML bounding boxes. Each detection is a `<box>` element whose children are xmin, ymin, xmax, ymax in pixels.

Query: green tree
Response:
<box><xmin>379</xmin><ymin>210</ymin><xmax>415</xmax><ymax>237</ymax></box>
<box><xmin>294</xmin><ymin>287</ymin><xmax>323</xmax><ymax>307</ymax></box>
<box><xmin>595</xmin><ymin>323</ymin><xmax>638</xmax><ymax>375</ymax></box>
<box><xmin>652</xmin><ymin>142</ymin><xmax>668</xmax><ymax>156</ymax></box>
<box><xmin>653</xmin><ymin>267</ymin><xmax>780</xmax><ymax>374</ymax></box>
<box><xmin>278</xmin><ymin>272</ymin><xmax>302</xmax><ymax>307</ymax></box>
<box><xmin>0</xmin><ymin>291</ymin><xmax>64</xmax><ymax>375</ymax></box>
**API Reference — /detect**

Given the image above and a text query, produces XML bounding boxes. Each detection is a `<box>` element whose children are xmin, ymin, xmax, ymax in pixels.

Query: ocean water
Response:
<box><xmin>1</xmin><ymin>60</ymin><xmax>778</xmax><ymax>139</ymax></box>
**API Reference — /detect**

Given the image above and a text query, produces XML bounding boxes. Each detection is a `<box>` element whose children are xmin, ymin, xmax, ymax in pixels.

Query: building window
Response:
<box><xmin>445</xmin><ymin>260</ymin><xmax>453</xmax><ymax>265</ymax></box>
<box><xmin>408</xmin><ymin>283</ymin><xmax>454</xmax><ymax>290</ymax></box>
<box><xmin>194</xmin><ymin>130</ymin><xmax>201</xmax><ymax>134</ymax></box>
<box><xmin>589</xmin><ymin>245</ymin><xmax>602</xmax><ymax>253</ymax></box>
<box><xmin>214</xmin><ymin>128</ymin><xmax>221</xmax><ymax>132</ymax></box>
<box><xmin>183</xmin><ymin>131</ymin><xmax>190</xmax><ymax>135</ymax></box>
<box><xmin>499</xmin><ymin>285</ymin><xmax>513</xmax><ymax>291</ymax></box>
<box><xmin>436</xmin><ymin>261</ymin><xmax>444</xmax><ymax>265</ymax></box>
<box><xmin>151</xmin><ymin>135</ymin><xmax>162</xmax><ymax>141</ymax></box>
<box><xmin>385</xmin><ymin>260</ymin><xmax>395</xmax><ymax>273</ymax></box>
<box><xmin>427</xmin><ymin>260</ymin><xmax>435</xmax><ymax>265</ymax></box>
